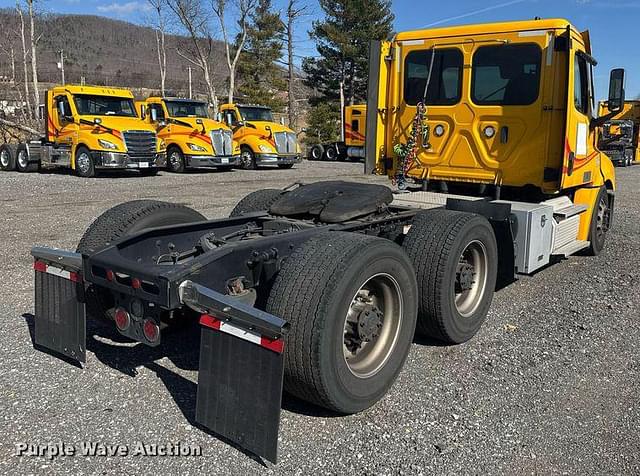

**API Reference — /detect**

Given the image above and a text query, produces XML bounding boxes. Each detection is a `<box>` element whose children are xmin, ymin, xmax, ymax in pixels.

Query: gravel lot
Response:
<box><xmin>1</xmin><ymin>161</ymin><xmax>639</xmax><ymax>475</ymax></box>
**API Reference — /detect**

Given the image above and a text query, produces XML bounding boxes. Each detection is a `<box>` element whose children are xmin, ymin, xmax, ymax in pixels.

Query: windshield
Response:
<box><xmin>165</xmin><ymin>100</ymin><xmax>209</xmax><ymax>118</ymax></box>
<box><xmin>238</xmin><ymin>106</ymin><xmax>273</xmax><ymax>122</ymax></box>
<box><xmin>73</xmin><ymin>94</ymin><xmax>136</xmax><ymax>117</ymax></box>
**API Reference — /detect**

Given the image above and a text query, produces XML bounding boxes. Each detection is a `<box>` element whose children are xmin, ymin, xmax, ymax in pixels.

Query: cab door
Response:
<box><xmin>51</xmin><ymin>94</ymin><xmax>77</xmax><ymax>148</ymax></box>
<box><xmin>561</xmin><ymin>43</ymin><xmax>599</xmax><ymax>188</ymax></box>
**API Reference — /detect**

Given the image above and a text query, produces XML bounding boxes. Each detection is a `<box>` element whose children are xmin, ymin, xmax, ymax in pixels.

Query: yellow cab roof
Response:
<box><xmin>52</xmin><ymin>84</ymin><xmax>134</xmax><ymax>98</ymax></box>
<box><xmin>395</xmin><ymin>18</ymin><xmax>581</xmax><ymax>42</ymax></box>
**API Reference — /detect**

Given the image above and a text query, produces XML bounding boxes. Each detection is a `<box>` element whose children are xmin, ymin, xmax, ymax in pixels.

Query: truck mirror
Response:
<box><xmin>607</xmin><ymin>68</ymin><xmax>625</xmax><ymax>112</ymax></box>
<box><xmin>57</xmin><ymin>100</ymin><xmax>66</xmax><ymax>118</ymax></box>
<box><xmin>140</xmin><ymin>105</ymin><xmax>146</xmax><ymax>120</ymax></box>
<box><xmin>216</xmin><ymin>112</ymin><xmax>222</xmax><ymax>122</ymax></box>
<box><xmin>280</xmin><ymin>117</ymin><xmax>285</xmax><ymax>126</ymax></box>
<box><xmin>150</xmin><ymin>107</ymin><xmax>158</xmax><ymax>122</ymax></box>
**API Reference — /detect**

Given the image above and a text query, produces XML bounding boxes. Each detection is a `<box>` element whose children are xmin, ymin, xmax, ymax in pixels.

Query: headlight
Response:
<box><xmin>188</xmin><ymin>143</ymin><xmax>207</xmax><ymax>152</ymax></box>
<box><xmin>98</xmin><ymin>139</ymin><xmax>118</xmax><ymax>150</ymax></box>
<box><xmin>259</xmin><ymin>144</ymin><xmax>274</xmax><ymax>153</ymax></box>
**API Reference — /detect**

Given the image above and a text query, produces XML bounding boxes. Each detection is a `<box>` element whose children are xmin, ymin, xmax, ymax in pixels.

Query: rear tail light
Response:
<box><xmin>131</xmin><ymin>278</ymin><xmax>142</xmax><ymax>289</ymax></box>
<box><xmin>143</xmin><ymin>319</ymin><xmax>160</xmax><ymax>343</ymax></box>
<box><xmin>106</xmin><ymin>269</ymin><xmax>115</xmax><ymax>282</ymax></box>
<box><xmin>114</xmin><ymin>307</ymin><xmax>130</xmax><ymax>331</ymax></box>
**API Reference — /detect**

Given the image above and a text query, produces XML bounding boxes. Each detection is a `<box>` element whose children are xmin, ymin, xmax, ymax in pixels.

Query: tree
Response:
<box><xmin>148</xmin><ymin>0</ymin><xmax>168</xmax><ymax>96</ymax></box>
<box><xmin>211</xmin><ymin>0</ymin><xmax>257</xmax><ymax>104</ymax></box>
<box><xmin>284</xmin><ymin>0</ymin><xmax>308</xmax><ymax>127</ymax></box>
<box><xmin>16</xmin><ymin>2</ymin><xmax>32</xmax><ymax>119</ymax></box>
<box><xmin>304</xmin><ymin>101</ymin><xmax>340</xmax><ymax>146</ymax></box>
<box><xmin>303</xmin><ymin>0</ymin><xmax>393</xmax><ymax>141</ymax></box>
<box><xmin>167</xmin><ymin>0</ymin><xmax>219</xmax><ymax>111</ymax></box>
<box><xmin>236</xmin><ymin>0</ymin><xmax>285</xmax><ymax>109</ymax></box>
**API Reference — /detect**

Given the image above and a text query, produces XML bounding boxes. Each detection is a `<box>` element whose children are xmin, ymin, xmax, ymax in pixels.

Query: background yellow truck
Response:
<box><xmin>220</xmin><ymin>103</ymin><xmax>301</xmax><ymax>169</ymax></box>
<box><xmin>597</xmin><ymin>100</ymin><xmax>640</xmax><ymax>166</ymax></box>
<box><xmin>307</xmin><ymin>104</ymin><xmax>367</xmax><ymax>161</ymax></box>
<box><xmin>0</xmin><ymin>85</ymin><xmax>165</xmax><ymax>177</ymax></box>
<box><xmin>139</xmin><ymin>97</ymin><xmax>240</xmax><ymax>172</ymax></box>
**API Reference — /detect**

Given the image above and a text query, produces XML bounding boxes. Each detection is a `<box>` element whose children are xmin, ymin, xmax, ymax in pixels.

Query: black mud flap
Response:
<box><xmin>31</xmin><ymin>247</ymin><xmax>86</xmax><ymax>363</ymax></box>
<box><xmin>179</xmin><ymin>280</ymin><xmax>288</xmax><ymax>464</ymax></box>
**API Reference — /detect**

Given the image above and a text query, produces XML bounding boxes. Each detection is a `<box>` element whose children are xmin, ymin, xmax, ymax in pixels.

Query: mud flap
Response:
<box><xmin>179</xmin><ymin>280</ymin><xmax>288</xmax><ymax>463</ymax></box>
<box><xmin>31</xmin><ymin>247</ymin><xmax>86</xmax><ymax>363</ymax></box>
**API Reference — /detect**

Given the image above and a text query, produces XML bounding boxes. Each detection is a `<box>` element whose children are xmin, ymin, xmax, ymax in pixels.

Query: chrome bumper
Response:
<box><xmin>186</xmin><ymin>154</ymin><xmax>240</xmax><ymax>168</ymax></box>
<box><xmin>255</xmin><ymin>154</ymin><xmax>301</xmax><ymax>165</ymax></box>
<box><xmin>91</xmin><ymin>151</ymin><xmax>166</xmax><ymax>169</ymax></box>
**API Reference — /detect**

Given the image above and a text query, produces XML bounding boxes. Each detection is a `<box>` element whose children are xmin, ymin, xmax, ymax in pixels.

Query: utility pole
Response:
<box><xmin>188</xmin><ymin>66</ymin><xmax>192</xmax><ymax>98</ymax></box>
<box><xmin>58</xmin><ymin>50</ymin><xmax>65</xmax><ymax>85</ymax></box>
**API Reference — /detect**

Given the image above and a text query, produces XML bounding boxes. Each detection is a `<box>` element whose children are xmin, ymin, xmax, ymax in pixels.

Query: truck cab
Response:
<box><xmin>597</xmin><ymin>100</ymin><xmax>640</xmax><ymax>166</ymax></box>
<box><xmin>141</xmin><ymin>97</ymin><xmax>240</xmax><ymax>173</ymax></box>
<box><xmin>367</xmin><ymin>18</ymin><xmax>623</xmax><ymax>248</ymax></box>
<box><xmin>344</xmin><ymin>104</ymin><xmax>367</xmax><ymax>159</ymax></box>
<box><xmin>35</xmin><ymin>85</ymin><xmax>165</xmax><ymax>177</ymax></box>
<box><xmin>220</xmin><ymin>103</ymin><xmax>301</xmax><ymax>169</ymax></box>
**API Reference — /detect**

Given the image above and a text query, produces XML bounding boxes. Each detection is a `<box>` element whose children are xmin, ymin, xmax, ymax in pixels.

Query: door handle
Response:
<box><xmin>500</xmin><ymin>126</ymin><xmax>509</xmax><ymax>144</ymax></box>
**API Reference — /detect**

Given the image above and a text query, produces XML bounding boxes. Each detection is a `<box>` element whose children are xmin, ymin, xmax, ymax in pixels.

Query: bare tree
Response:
<box><xmin>26</xmin><ymin>0</ymin><xmax>40</xmax><ymax>118</ymax></box>
<box><xmin>211</xmin><ymin>0</ymin><xmax>256</xmax><ymax>104</ymax></box>
<box><xmin>16</xmin><ymin>3</ymin><xmax>32</xmax><ymax>120</ymax></box>
<box><xmin>284</xmin><ymin>0</ymin><xmax>307</xmax><ymax>128</ymax></box>
<box><xmin>148</xmin><ymin>0</ymin><xmax>168</xmax><ymax>95</ymax></box>
<box><xmin>167</xmin><ymin>0</ymin><xmax>219</xmax><ymax>111</ymax></box>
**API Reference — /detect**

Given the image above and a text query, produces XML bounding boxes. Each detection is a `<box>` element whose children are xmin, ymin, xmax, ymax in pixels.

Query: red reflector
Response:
<box><xmin>200</xmin><ymin>314</ymin><xmax>221</xmax><ymax>330</ymax></box>
<box><xmin>33</xmin><ymin>260</ymin><xmax>47</xmax><ymax>273</ymax></box>
<box><xmin>106</xmin><ymin>270</ymin><xmax>115</xmax><ymax>281</ymax></box>
<box><xmin>143</xmin><ymin>319</ymin><xmax>160</xmax><ymax>343</ymax></box>
<box><xmin>131</xmin><ymin>278</ymin><xmax>142</xmax><ymax>289</ymax></box>
<box><xmin>69</xmin><ymin>271</ymin><xmax>81</xmax><ymax>283</ymax></box>
<box><xmin>260</xmin><ymin>336</ymin><xmax>285</xmax><ymax>354</ymax></box>
<box><xmin>114</xmin><ymin>308</ymin><xmax>130</xmax><ymax>331</ymax></box>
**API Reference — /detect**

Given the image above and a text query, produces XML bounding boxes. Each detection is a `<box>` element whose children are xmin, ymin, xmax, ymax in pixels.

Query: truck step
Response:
<box><xmin>553</xmin><ymin>204</ymin><xmax>588</xmax><ymax>219</ymax></box>
<box><xmin>552</xmin><ymin>240</ymin><xmax>590</xmax><ymax>257</ymax></box>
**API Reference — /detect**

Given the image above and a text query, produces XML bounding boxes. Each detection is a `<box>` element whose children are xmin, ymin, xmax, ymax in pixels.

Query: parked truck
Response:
<box><xmin>308</xmin><ymin>104</ymin><xmax>367</xmax><ymax>161</ymax></box>
<box><xmin>29</xmin><ymin>19</ymin><xmax>622</xmax><ymax>463</ymax></box>
<box><xmin>219</xmin><ymin>103</ymin><xmax>302</xmax><ymax>169</ymax></box>
<box><xmin>597</xmin><ymin>100</ymin><xmax>640</xmax><ymax>166</ymax></box>
<box><xmin>0</xmin><ymin>85</ymin><xmax>165</xmax><ymax>177</ymax></box>
<box><xmin>138</xmin><ymin>97</ymin><xmax>240</xmax><ymax>172</ymax></box>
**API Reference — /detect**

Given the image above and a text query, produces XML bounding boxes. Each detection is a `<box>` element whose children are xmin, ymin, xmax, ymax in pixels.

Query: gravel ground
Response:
<box><xmin>0</xmin><ymin>161</ymin><xmax>638</xmax><ymax>475</ymax></box>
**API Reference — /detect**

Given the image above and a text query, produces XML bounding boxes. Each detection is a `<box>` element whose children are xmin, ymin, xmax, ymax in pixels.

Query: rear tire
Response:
<box><xmin>585</xmin><ymin>186</ymin><xmax>611</xmax><ymax>256</ymax></box>
<box><xmin>0</xmin><ymin>144</ymin><xmax>16</xmax><ymax>171</ymax></box>
<box><xmin>402</xmin><ymin>209</ymin><xmax>498</xmax><ymax>344</ymax></box>
<box><xmin>77</xmin><ymin>200</ymin><xmax>206</xmax><ymax>320</ymax></box>
<box><xmin>229</xmin><ymin>189</ymin><xmax>283</xmax><ymax>217</ymax></box>
<box><xmin>16</xmin><ymin>144</ymin><xmax>38</xmax><ymax>172</ymax></box>
<box><xmin>324</xmin><ymin>145</ymin><xmax>338</xmax><ymax>161</ymax></box>
<box><xmin>308</xmin><ymin>144</ymin><xmax>325</xmax><ymax>161</ymax></box>
<box><xmin>266</xmin><ymin>232</ymin><xmax>418</xmax><ymax>413</ymax></box>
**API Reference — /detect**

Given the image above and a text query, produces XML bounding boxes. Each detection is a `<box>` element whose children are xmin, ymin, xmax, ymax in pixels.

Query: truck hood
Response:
<box><xmin>169</xmin><ymin>117</ymin><xmax>229</xmax><ymax>131</ymax></box>
<box><xmin>80</xmin><ymin>115</ymin><xmax>157</xmax><ymax>133</ymax></box>
<box><xmin>245</xmin><ymin>121</ymin><xmax>295</xmax><ymax>135</ymax></box>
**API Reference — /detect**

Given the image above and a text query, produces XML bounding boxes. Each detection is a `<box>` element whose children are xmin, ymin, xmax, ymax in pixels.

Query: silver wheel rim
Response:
<box><xmin>0</xmin><ymin>149</ymin><xmax>8</xmax><ymax>167</ymax></box>
<box><xmin>17</xmin><ymin>150</ymin><xmax>28</xmax><ymax>168</ymax></box>
<box><xmin>595</xmin><ymin>195</ymin><xmax>609</xmax><ymax>242</ymax></box>
<box><xmin>241</xmin><ymin>150</ymin><xmax>253</xmax><ymax>168</ymax></box>
<box><xmin>311</xmin><ymin>147</ymin><xmax>321</xmax><ymax>160</ymax></box>
<box><xmin>454</xmin><ymin>240</ymin><xmax>489</xmax><ymax>317</ymax></box>
<box><xmin>77</xmin><ymin>152</ymin><xmax>91</xmax><ymax>174</ymax></box>
<box><xmin>343</xmin><ymin>273</ymin><xmax>403</xmax><ymax>379</ymax></box>
<box><xmin>169</xmin><ymin>151</ymin><xmax>182</xmax><ymax>169</ymax></box>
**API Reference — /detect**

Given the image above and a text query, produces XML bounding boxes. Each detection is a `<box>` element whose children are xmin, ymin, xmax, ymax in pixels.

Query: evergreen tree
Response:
<box><xmin>236</xmin><ymin>0</ymin><xmax>286</xmax><ymax>110</ymax></box>
<box><xmin>303</xmin><ymin>0</ymin><xmax>394</xmax><ymax>142</ymax></box>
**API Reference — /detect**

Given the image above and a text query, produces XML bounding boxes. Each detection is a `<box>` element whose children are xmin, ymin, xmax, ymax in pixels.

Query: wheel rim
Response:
<box><xmin>17</xmin><ymin>150</ymin><xmax>28</xmax><ymax>168</ymax></box>
<box><xmin>343</xmin><ymin>273</ymin><xmax>403</xmax><ymax>379</ymax></box>
<box><xmin>453</xmin><ymin>240</ymin><xmax>489</xmax><ymax>317</ymax></box>
<box><xmin>311</xmin><ymin>147</ymin><xmax>321</xmax><ymax>160</ymax></box>
<box><xmin>0</xmin><ymin>149</ymin><xmax>8</xmax><ymax>167</ymax></box>
<box><xmin>594</xmin><ymin>194</ymin><xmax>609</xmax><ymax>243</ymax></box>
<box><xmin>169</xmin><ymin>150</ymin><xmax>182</xmax><ymax>170</ymax></box>
<box><xmin>241</xmin><ymin>150</ymin><xmax>253</xmax><ymax>169</ymax></box>
<box><xmin>76</xmin><ymin>152</ymin><xmax>91</xmax><ymax>174</ymax></box>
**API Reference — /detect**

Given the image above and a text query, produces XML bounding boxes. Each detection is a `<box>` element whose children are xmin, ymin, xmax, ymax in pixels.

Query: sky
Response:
<box><xmin>1</xmin><ymin>0</ymin><xmax>638</xmax><ymax>99</ymax></box>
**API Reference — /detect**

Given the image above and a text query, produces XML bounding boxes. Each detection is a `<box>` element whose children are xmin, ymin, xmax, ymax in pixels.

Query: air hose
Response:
<box><xmin>393</xmin><ymin>102</ymin><xmax>428</xmax><ymax>190</ymax></box>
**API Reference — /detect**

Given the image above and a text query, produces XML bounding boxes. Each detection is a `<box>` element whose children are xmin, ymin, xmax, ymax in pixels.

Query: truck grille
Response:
<box><xmin>273</xmin><ymin>132</ymin><xmax>297</xmax><ymax>155</ymax></box>
<box><xmin>210</xmin><ymin>129</ymin><xmax>233</xmax><ymax>156</ymax></box>
<box><xmin>123</xmin><ymin>130</ymin><xmax>156</xmax><ymax>161</ymax></box>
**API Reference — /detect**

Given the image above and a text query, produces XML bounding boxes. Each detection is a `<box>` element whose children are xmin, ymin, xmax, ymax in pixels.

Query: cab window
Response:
<box><xmin>404</xmin><ymin>48</ymin><xmax>463</xmax><ymax>106</ymax></box>
<box><xmin>352</xmin><ymin>119</ymin><xmax>360</xmax><ymax>133</ymax></box>
<box><xmin>574</xmin><ymin>54</ymin><xmax>590</xmax><ymax>115</ymax></box>
<box><xmin>472</xmin><ymin>44</ymin><xmax>541</xmax><ymax>106</ymax></box>
<box><xmin>150</xmin><ymin>103</ymin><xmax>165</xmax><ymax>121</ymax></box>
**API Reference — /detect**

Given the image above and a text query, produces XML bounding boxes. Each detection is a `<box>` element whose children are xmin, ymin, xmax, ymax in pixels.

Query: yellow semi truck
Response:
<box><xmin>139</xmin><ymin>97</ymin><xmax>240</xmax><ymax>172</ymax></box>
<box><xmin>220</xmin><ymin>103</ymin><xmax>301</xmax><ymax>169</ymax></box>
<box><xmin>597</xmin><ymin>100</ymin><xmax>640</xmax><ymax>166</ymax></box>
<box><xmin>308</xmin><ymin>104</ymin><xmax>367</xmax><ymax>161</ymax></box>
<box><xmin>30</xmin><ymin>19</ymin><xmax>623</xmax><ymax>463</ymax></box>
<box><xmin>4</xmin><ymin>85</ymin><xmax>165</xmax><ymax>177</ymax></box>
